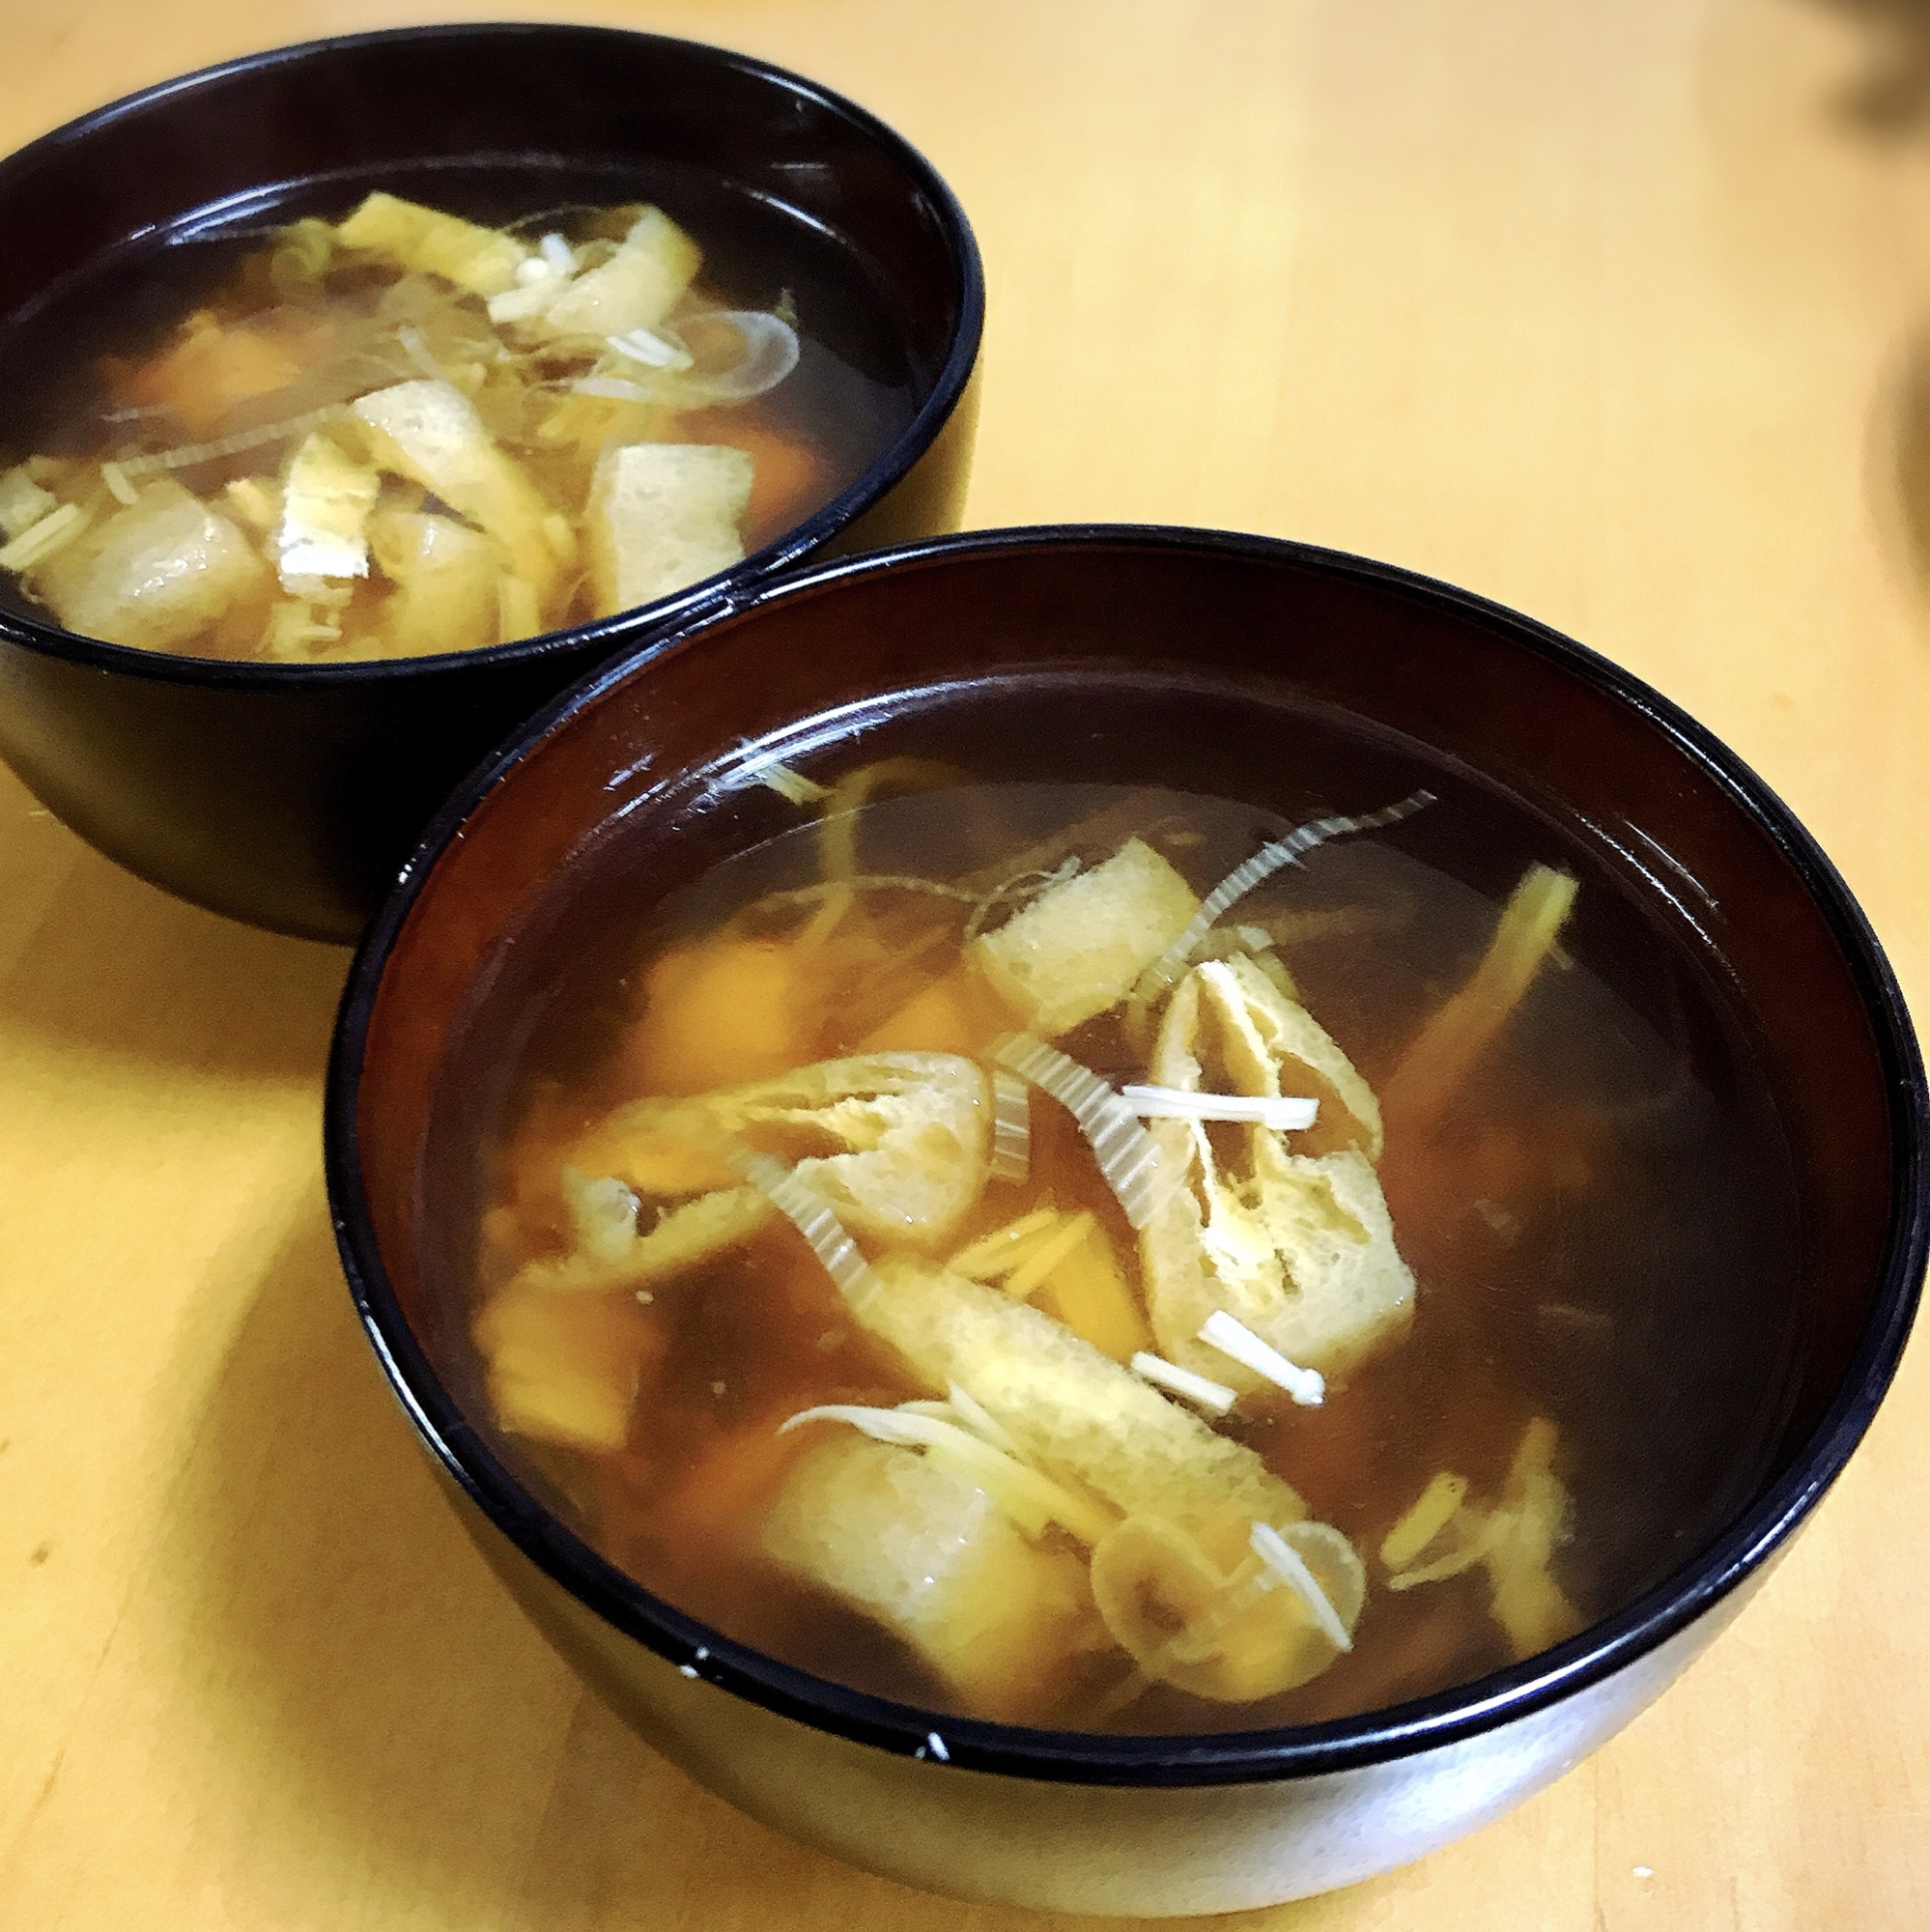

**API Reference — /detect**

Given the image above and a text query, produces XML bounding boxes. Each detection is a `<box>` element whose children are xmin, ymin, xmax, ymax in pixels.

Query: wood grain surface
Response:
<box><xmin>1</xmin><ymin>2</ymin><xmax>1925</xmax><ymax>1926</ymax></box>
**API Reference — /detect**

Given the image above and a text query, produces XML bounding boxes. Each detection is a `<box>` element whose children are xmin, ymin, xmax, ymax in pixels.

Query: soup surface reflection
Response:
<box><xmin>0</xmin><ymin>168</ymin><xmax>917</xmax><ymax>661</ymax></box>
<box><xmin>432</xmin><ymin>683</ymin><xmax>1802</xmax><ymax>1734</ymax></box>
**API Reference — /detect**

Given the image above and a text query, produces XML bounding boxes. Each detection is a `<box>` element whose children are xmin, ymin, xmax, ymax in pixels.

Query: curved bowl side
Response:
<box><xmin>0</xmin><ymin>633</ymin><xmax>614</xmax><ymax>939</ymax></box>
<box><xmin>430</xmin><ymin>1451</ymin><xmax>1766</xmax><ymax>1914</ymax></box>
<box><xmin>0</xmin><ymin>23</ymin><xmax>983</xmax><ymax>940</ymax></box>
<box><xmin>330</xmin><ymin>526</ymin><xmax>1925</xmax><ymax>1910</ymax></box>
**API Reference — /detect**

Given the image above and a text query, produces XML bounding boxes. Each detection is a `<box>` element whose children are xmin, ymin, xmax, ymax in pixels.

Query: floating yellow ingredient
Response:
<box><xmin>537</xmin><ymin>206</ymin><xmax>702</xmax><ymax>337</ymax></box>
<box><xmin>351</xmin><ymin>379</ymin><xmax>572</xmax><ymax>611</ymax></box>
<box><xmin>585</xmin><ymin>440</ymin><xmax>752</xmax><ymax>618</ymax></box>
<box><xmin>472</xmin><ymin>1282</ymin><xmax>656</xmax><ymax>1452</ymax></box>
<box><xmin>627</xmin><ymin>938</ymin><xmax>806</xmax><ymax>1095</ymax></box>
<box><xmin>275</xmin><ymin>429</ymin><xmax>379</xmax><ymax>584</ymax></box>
<box><xmin>365</xmin><ymin>509</ymin><xmax>499</xmax><ymax>659</ymax></box>
<box><xmin>335</xmin><ymin>190</ymin><xmax>532</xmax><ymax>298</ymax></box>
<box><xmin>973</xmin><ymin>837</ymin><xmax>1200</xmax><ymax>1038</ymax></box>
<box><xmin>1382</xmin><ymin>864</ymin><xmax>1578</xmax><ymax>1137</ymax></box>
<box><xmin>0</xmin><ymin>465</ymin><xmax>56</xmax><ymax>542</ymax></box>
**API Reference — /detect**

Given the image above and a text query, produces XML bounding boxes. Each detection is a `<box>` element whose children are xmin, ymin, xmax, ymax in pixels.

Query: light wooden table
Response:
<box><xmin>2</xmin><ymin>2</ymin><xmax>1925</xmax><ymax>1926</ymax></box>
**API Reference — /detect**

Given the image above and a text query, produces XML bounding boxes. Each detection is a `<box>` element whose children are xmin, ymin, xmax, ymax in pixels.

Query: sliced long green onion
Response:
<box><xmin>1131</xmin><ymin>790</ymin><xmax>1436</xmax><ymax>1020</ymax></box>
<box><xmin>991</xmin><ymin>1034</ymin><xmax>1164</xmax><ymax>1228</ymax></box>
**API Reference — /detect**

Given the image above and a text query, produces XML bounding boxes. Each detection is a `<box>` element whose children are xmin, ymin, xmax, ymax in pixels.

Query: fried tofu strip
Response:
<box><xmin>1139</xmin><ymin>957</ymin><xmax>1415</xmax><ymax>1385</ymax></box>
<box><xmin>762</xmin><ymin>1434</ymin><xmax>1099</xmax><ymax>1722</ymax></box>
<box><xmin>972</xmin><ymin>838</ymin><xmax>1199</xmax><ymax>1037</ymax></box>
<box><xmin>853</xmin><ymin>1254</ymin><xmax>1304</xmax><ymax>1548</ymax></box>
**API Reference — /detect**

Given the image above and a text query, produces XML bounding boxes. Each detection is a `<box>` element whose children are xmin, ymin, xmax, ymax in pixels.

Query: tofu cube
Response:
<box><xmin>973</xmin><ymin>838</ymin><xmax>1200</xmax><ymax>1037</ymax></box>
<box><xmin>585</xmin><ymin>442</ymin><xmax>752</xmax><ymax>617</ymax></box>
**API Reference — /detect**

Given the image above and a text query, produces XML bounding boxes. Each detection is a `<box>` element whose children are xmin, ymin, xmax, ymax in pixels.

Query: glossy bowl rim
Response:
<box><xmin>0</xmin><ymin>18</ymin><xmax>984</xmax><ymax>688</ymax></box>
<box><xmin>327</xmin><ymin>522</ymin><xmax>1928</xmax><ymax>1786</ymax></box>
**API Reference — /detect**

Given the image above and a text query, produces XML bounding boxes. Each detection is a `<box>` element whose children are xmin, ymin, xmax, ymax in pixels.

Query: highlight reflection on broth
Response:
<box><xmin>0</xmin><ymin>191</ymin><xmax>848</xmax><ymax>661</ymax></box>
<box><xmin>449</xmin><ymin>736</ymin><xmax>1793</xmax><ymax>1737</ymax></box>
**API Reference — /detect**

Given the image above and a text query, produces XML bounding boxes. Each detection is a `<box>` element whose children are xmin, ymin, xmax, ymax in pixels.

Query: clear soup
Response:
<box><xmin>424</xmin><ymin>670</ymin><xmax>1804</xmax><ymax>1734</ymax></box>
<box><xmin>0</xmin><ymin>160</ymin><xmax>918</xmax><ymax>662</ymax></box>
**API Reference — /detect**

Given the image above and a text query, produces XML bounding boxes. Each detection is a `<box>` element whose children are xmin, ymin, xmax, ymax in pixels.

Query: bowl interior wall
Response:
<box><xmin>0</xmin><ymin>26</ymin><xmax>964</xmax><ymax>341</ymax></box>
<box><xmin>360</xmin><ymin>536</ymin><xmax>1895</xmax><ymax>1552</ymax></box>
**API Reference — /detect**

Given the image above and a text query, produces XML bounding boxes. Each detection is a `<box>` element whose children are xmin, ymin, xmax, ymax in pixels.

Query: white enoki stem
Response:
<box><xmin>1249</xmin><ymin>1522</ymin><xmax>1352</xmax><ymax>1651</ymax></box>
<box><xmin>1159</xmin><ymin>1548</ymin><xmax>1281</xmax><ymax>1667</ymax></box>
<box><xmin>607</xmin><ymin>325</ymin><xmax>692</xmax><ymax>372</ymax></box>
<box><xmin>1199</xmin><ymin>1309</ymin><xmax>1325</xmax><ymax>1406</ymax></box>
<box><xmin>397</xmin><ymin>325</ymin><xmax>445</xmax><ymax>382</ymax></box>
<box><xmin>1129</xmin><ymin>1350</ymin><xmax>1237</xmax><ymax>1416</ymax></box>
<box><xmin>572</xmin><ymin>375</ymin><xmax>654</xmax><ymax>402</ymax></box>
<box><xmin>943</xmin><ymin>1381</ymin><xmax>1025</xmax><ymax>1459</ymax></box>
<box><xmin>736</xmin><ymin>875</ymin><xmax>981</xmax><ymax>917</ymax></box>
<box><xmin>1108</xmin><ymin>1524</ymin><xmax>1356</xmax><ymax>1679</ymax></box>
<box><xmin>1121</xmin><ymin>1086</ymin><xmax>1319</xmax><ymax>1130</ymax></box>
<box><xmin>777</xmin><ymin>1401</ymin><xmax>1115</xmax><ymax>1545</ymax></box>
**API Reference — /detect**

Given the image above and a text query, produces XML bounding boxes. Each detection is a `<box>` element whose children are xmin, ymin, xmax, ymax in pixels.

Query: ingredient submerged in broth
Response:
<box><xmin>468</xmin><ymin>769</ymin><xmax>1606</xmax><ymax>1732</ymax></box>
<box><xmin>0</xmin><ymin>192</ymin><xmax>831</xmax><ymax>661</ymax></box>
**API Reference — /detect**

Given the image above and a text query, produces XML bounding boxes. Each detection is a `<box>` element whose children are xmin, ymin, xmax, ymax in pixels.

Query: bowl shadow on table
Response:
<box><xmin>158</xmin><ymin>1197</ymin><xmax>1370</xmax><ymax>1930</ymax></box>
<box><xmin>1809</xmin><ymin>0</ymin><xmax>1930</xmax><ymax>131</ymax></box>
<box><xmin>0</xmin><ymin>827</ymin><xmax>347</xmax><ymax>1078</ymax></box>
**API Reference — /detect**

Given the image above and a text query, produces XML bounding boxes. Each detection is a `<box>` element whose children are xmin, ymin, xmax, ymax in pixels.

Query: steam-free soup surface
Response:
<box><xmin>0</xmin><ymin>183</ymin><xmax>901</xmax><ymax>661</ymax></box>
<box><xmin>446</xmin><ymin>748</ymin><xmax>1801</xmax><ymax>1735</ymax></box>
